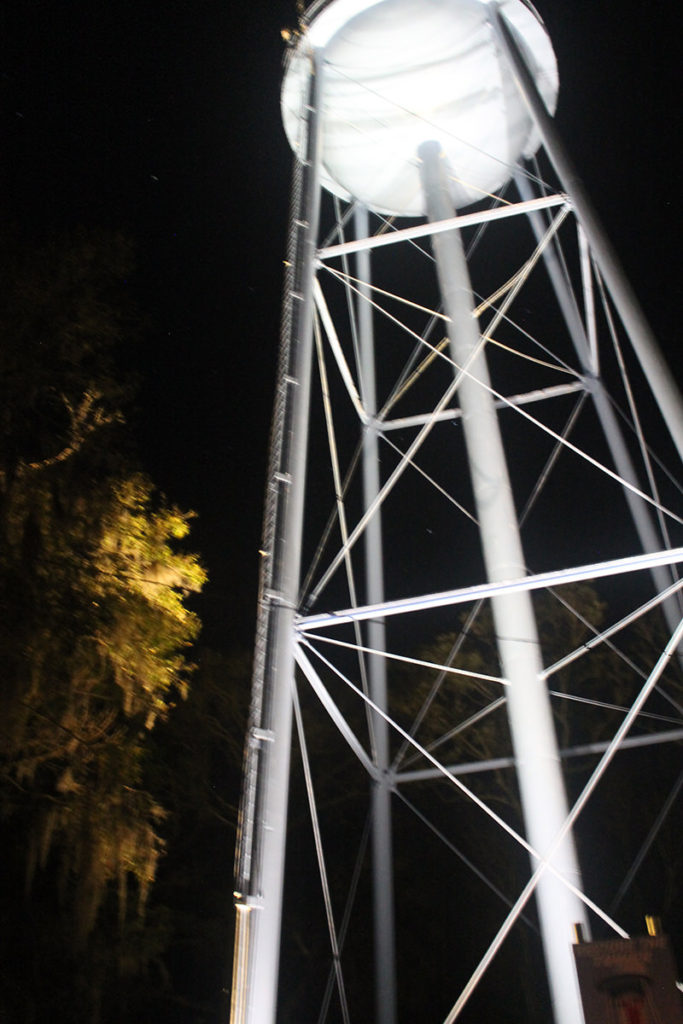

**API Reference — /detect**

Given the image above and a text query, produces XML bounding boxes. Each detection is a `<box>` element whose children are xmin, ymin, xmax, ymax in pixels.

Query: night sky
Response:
<box><xmin>2</xmin><ymin>0</ymin><xmax>681</xmax><ymax>1020</ymax></box>
<box><xmin>3</xmin><ymin>0</ymin><xmax>679</xmax><ymax>648</ymax></box>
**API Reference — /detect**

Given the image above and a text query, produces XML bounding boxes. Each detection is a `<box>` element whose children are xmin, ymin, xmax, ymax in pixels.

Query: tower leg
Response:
<box><xmin>491</xmin><ymin>4</ymin><xmax>683</xmax><ymax>463</ymax></box>
<box><xmin>514</xmin><ymin>169</ymin><xmax>683</xmax><ymax>651</ymax></box>
<box><xmin>356</xmin><ymin>205</ymin><xmax>398</xmax><ymax>1024</ymax></box>
<box><xmin>230</xmin><ymin>54</ymin><xmax>324</xmax><ymax>1024</ymax></box>
<box><xmin>419</xmin><ymin>140</ymin><xmax>588</xmax><ymax>1024</ymax></box>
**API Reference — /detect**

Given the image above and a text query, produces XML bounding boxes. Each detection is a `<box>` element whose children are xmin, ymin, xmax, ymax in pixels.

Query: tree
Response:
<box><xmin>142</xmin><ymin>647</ymin><xmax>252</xmax><ymax>1023</ymax></box>
<box><xmin>0</xmin><ymin>230</ymin><xmax>205</xmax><ymax>1023</ymax></box>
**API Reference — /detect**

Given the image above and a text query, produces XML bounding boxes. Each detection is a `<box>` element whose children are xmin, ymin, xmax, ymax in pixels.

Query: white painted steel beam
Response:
<box><xmin>298</xmin><ymin>547</ymin><xmax>683</xmax><ymax>632</ymax></box>
<box><xmin>380</xmin><ymin>381</ymin><xmax>585</xmax><ymax>431</ymax></box>
<box><xmin>395</xmin><ymin>729</ymin><xmax>683</xmax><ymax>784</ymax></box>
<box><xmin>317</xmin><ymin>194</ymin><xmax>568</xmax><ymax>261</ymax></box>
<box><xmin>295</xmin><ymin>643</ymin><xmax>379</xmax><ymax>778</ymax></box>
<box><xmin>419</xmin><ymin>138</ymin><xmax>587</xmax><ymax>1024</ymax></box>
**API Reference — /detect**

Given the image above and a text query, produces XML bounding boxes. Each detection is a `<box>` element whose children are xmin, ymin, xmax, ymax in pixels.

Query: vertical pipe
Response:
<box><xmin>230</xmin><ymin>51</ymin><xmax>324</xmax><ymax>1024</ymax></box>
<box><xmin>355</xmin><ymin>205</ymin><xmax>398</xmax><ymax>1024</ymax></box>
<box><xmin>491</xmin><ymin>4</ymin><xmax>683</xmax><ymax>464</ymax></box>
<box><xmin>419</xmin><ymin>140</ymin><xmax>587</xmax><ymax>1024</ymax></box>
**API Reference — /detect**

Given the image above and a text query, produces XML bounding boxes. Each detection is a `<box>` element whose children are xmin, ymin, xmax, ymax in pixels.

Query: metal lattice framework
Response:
<box><xmin>230</xmin><ymin>5</ymin><xmax>683</xmax><ymax>1023</ymax></box>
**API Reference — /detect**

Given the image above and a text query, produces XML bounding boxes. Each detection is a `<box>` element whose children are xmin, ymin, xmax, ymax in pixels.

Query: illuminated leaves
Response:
<box><xmin>0</xmin><ymin>230</ymin><xmax>205</xmax><ymax>963</ymax></box>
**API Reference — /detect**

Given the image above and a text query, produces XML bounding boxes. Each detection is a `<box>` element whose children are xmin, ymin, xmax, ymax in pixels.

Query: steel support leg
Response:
<box><xmin>230</xmin><ymin>52</ymin><xmax>324</xmax><ymax>1024</ymax></box>
<box><xmin>356</xmin><ymin>205</ymin><xmax>398</xmax><ymax>1024</ymax></box>
<box><xmin>514</xmin><ymin>169</ymin><xmax>683</xmax><ymax>649</ymax></box>
<box><xmin>491</xmin><ymin>4</ymin><xmax>683</xmax><ymax>463</ymax></box>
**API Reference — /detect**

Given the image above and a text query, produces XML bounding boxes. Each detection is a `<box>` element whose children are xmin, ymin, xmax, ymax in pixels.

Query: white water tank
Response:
<box><xmin>282</xmin><ymin>0</ymin><xmax>558</xmax><ymax>216</ymax></box>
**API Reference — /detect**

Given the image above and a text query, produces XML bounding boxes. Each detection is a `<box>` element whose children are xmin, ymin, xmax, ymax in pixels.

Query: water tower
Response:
<box><xmin>230</xmin><ymin>2</ymin><xmax>683</xmax><ymax>1023</ymax></box>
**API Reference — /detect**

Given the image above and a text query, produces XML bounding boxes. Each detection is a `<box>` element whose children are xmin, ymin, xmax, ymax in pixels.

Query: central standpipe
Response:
<box><xmin>418</xmin><ymin>140</ymin><xmax>589</xmax><ymax>1024</ymax></box>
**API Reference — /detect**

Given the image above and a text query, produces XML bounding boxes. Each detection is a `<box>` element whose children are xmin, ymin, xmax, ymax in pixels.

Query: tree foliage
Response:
<box><xmin>0</xmin><ymin>230</ymin><xmax>206</xmax><ymax>1021</ymax></box>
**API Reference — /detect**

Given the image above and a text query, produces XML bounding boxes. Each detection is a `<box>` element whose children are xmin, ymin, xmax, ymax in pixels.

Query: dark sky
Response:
<box><xmin>2</xmin><ymin>0</ymin><xmax>679</xmax><ymax>652</ymax></box>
